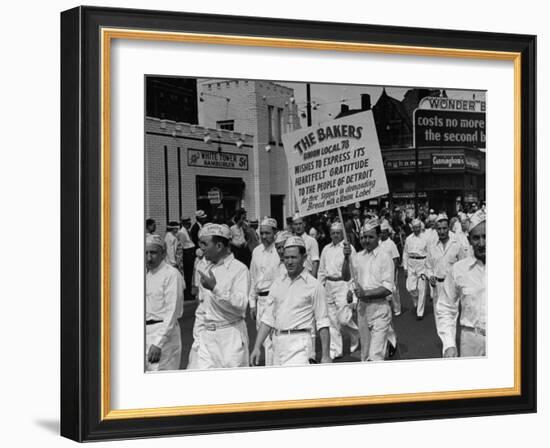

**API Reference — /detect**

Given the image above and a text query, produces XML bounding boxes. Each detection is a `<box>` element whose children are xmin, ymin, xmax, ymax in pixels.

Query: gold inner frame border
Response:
<box><xmin>100</xmin><ymin>27</ymin><xmax>522</xmax><ymax>421</ymax></box>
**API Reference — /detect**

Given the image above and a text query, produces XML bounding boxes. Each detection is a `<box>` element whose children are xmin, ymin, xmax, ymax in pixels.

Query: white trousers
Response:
<box><xmin>391</xmin><ymin>269</ymin><xmax>401</xmax><ymax>315</ymax></box>
<box><xmin>186</xmin><ymin>311</ymin><xmax>204</xmax><ymax>370</ymax></box>
<box><xmin>326</xmin><ymin>280</ymin><xmax>359</xmax><ymax>358</ymax></box>
<box><xmin>197</xmin><ymin>320</ymin><xmax>249</xmax><ymax>369</ymax></box>
<box><xmin>256</xmin><ymin>295</ymin><xmax>274</xmax><ymax>366</ymax></box>
<box><xmin>145</xmin><ymin>321</ymin><xmax>182</xmax><ymax>371</ymax></box>
<box><xmin>272</xmin><ymin>331</ymin><xmax>312</xmax><ymax>366</ymax></box>
<box><xmin>405</xmin><ymin>259</ymin><xmax>427</xmax><ymax>317</ymax></box>
<box><xmin>357</xmin><ymin>299</ymin><xmax>392</xmax><ymax>361</ymax></box>
<box><xmin>460</xmin><ymin>329</ymin><xmax>486</xmax><ymax>357</ymax></box>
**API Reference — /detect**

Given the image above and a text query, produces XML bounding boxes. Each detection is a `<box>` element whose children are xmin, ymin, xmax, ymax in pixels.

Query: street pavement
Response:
<box><xmin>177</xmin><ymin>268</ymin><xmax>442</xmax><ymax>369</ymax></box>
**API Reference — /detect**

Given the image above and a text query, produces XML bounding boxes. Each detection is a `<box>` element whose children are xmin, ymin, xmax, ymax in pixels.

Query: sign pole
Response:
<box><xmin>337</xmin><ymin>207</ymin><xmax>348</xmax><ymax>243</ymax></box>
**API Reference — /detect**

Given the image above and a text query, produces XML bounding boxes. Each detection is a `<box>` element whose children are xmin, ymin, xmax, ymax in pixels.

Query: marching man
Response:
<box><xmin>248</xmin><ymin>217</ymin><xmax>281</xmax><ymax>365</ymax></box>
<box><xmin>436</xmin><ymin>210</ymin><xmax>486</xmax><ymax>357</ymax></box>
<box><xmin>426</xmin><ymin>213</ymin><xmax>466</xmax><ymax>331</ymax></box>
<box><xmin>403</xmin><ymin>218</ymin><xmax>429</xmax><ymax>319</ymax></box>
<box><xmin>196</xmin><ymin>223</ymin><xmax>251</xmax><ymax>369</ymax></box>
<box><xmin>145</xmin><ymin>234</ymin><xmax>185</xmax><ymax>371</ymax></box>
<box><xmin>250</xmin><ymin>236</ymin><xmax>331</xmax><ymax>366</ymax></box>
<box><xmin>379</xmin><ymin>221</ymin><xmax>402</xmax><ymax>316</ymax></box>
<box><xmin>318</xmin><ymin>221</ymin><xmax>359</xmax><ymax>359</ymax></box>
<box><xmin>292</xmin><ymin>214</ymin><xmax>320</xmax><ymax>278</ymax></box>
<box><xmin>342</xmin><ymin>219</ymin><xmax>395</xmax><ymax>361</ymax></box>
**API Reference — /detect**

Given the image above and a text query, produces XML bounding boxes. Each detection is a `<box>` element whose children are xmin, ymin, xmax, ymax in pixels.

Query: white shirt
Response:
<box><xmin>249</xmin><ymin>243</ymin><xmax>281</xmax><ymax>307</ymax></box>
<box><xmin>318</xmin><ymin>240</ymin><xmax>355</xmax><ymax>285</ymax></box>
<box><xmin>454</xmin><ymin>231</ymin><xmax>472</xmax><ymax>258</ymax></box>
<box><xmin>426</xmin><ymin>237</ymin><xmax>466</xmax><ymax>279</ymax></box>
<box><xmin>197</xmin><ymin>253</ymin><xmax>250</xmax><ymax>324</ymax></box>
<box><xmin>379</xmin><ymin>237</ymin><xmax>400</xmax><ymax>262</ymax></box>
<box><xmin>262</xmin><ymin>269</ymin><xmax>330</xmax><ymax>331</ymax></box>
<box><xmin>422</xmin><ymin>228</ymin><xmax>439</xmax><ymax>246</ymax></box>
<box><xmin>403</xmin><ymin>233</ymin><xmax>428</xmax><ymax>268</ymax></box>
<box><xmin>177</xmin><ymin>226</ymin><xmax>195</xmax><ymax>249</ymax></box>
<box><xmin>298</xmin><ymin>232</ymin><xmax>320</xmax><ymax>273</ymax></box>
<box><xmin>164</xmin><ymin>232</ymin><xmax>178</xmax><ymax>266</ymax></box>
<box><xmin>230</xmin><ymin>224</ymin><xmax>246</xmax><ymax>247</ymax></box>
<box><xmin>436</xmin><ymin>257</ymin><xmax>487</xmax><ymax>353</ymax></box>
<box><xmin>146</xmin><ymin>261</ymin><xmax>184</xmax><ymax>348</ymax></box>
<box><xmin>351</xmin><ymin>245</ymin><xmax>395</xmax><ymax>295</ymax></box>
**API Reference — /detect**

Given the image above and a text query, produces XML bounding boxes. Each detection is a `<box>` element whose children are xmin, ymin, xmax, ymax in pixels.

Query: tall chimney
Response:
<box><xmin>361</xmin><ymin>94</ymin><xmax>371</xmax><ymax>110</ymax></box>
<box><xmin>340</xmin><ymin>104</ymin><xmax>349</xmax><ymax>114</ymax></box>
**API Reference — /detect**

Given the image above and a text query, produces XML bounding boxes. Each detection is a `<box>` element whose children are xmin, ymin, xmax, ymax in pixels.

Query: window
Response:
<box><xmin>216</xmin><ymin>120</ymin><xmax>234</xmax><ymax>131</ymax></box>
<box><xmin>268</xmin><ymin>105</ymin><xmax>275</xmax><ymax>144</ymax></box>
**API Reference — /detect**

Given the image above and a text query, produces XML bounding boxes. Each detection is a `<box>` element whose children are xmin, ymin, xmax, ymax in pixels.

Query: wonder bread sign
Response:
<box><xmin>282</xmin><ymin>110</ymin><xmax>388</xmax><ymax>217</ymax></box>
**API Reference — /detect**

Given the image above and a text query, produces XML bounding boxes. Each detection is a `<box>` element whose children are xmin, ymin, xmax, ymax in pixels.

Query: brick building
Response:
<box><xmin>145</xmin><ymin>78</ymin><xmax>300</xmax><ymax>235</ymax></box>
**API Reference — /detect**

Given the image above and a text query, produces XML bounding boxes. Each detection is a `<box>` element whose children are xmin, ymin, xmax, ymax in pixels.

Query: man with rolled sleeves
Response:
<box><xmin>426</xmin><ymin>213</ymin><xmax>467</xmax><ymax>331</ymax></box>
<box><xmin>318</xmin><ymin>221</ymin><xmax>359</xmax><ymax>359</ymax></box>
<box><xmin>248</xmin><ymin>218</ymin><xmax>281</xmax><ymax>365</ymax></box>
<box><xmin>196</xmin><ymin>223</ymin><xmax>251</xmax><ymax>369</ymax></box>
<box><xmin>164</xmin><ymin>221</ymin><xmax>180</xmax><ymax>268</ymax></box>
<box><xmin>145</xmin><ymin>234</ymin><xmax>185</xmax><ymax>371</ymax></box>
<box><xmin>342</xmin><ymin>219</ymin><xmax>395</xmax><ymax>361</ymax></box>
<box><xmin>403</xmin><ymin>218</ymin><xmax>429</xmax><ymax>319</ymax></box>
<box><xmin>292</xmin><ymin>214</ymin><xmax>320</xmax><ymax>277</ymax></box>
<box><xmin>436</xmin><ymin>210</ymin><xmax>487</xmax><ymax>357</ymax></box>
<box><xmin>250</xmin><ymin>236</ymin><xmax>331</xmax><ymax>366</ymax></box>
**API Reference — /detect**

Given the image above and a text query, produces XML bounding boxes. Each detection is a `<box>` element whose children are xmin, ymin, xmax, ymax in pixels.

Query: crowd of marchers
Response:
<box><xmin>144</xmin><ymin>203</ymin><xmax>486</xmax><ymax>371</ymax></box>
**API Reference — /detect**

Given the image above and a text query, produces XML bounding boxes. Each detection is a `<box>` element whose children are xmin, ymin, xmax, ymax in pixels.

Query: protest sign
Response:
<box><xmin>282</xmin><ymin>110</ymin><xmax>388</xmax><ymax>217</ymax></box>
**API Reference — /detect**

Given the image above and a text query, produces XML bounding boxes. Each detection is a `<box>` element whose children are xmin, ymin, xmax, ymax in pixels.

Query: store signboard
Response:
<box><xmin>432</xmin><ymin>153</ymin><xmax>465</xmax><ymax>170</ymax></box>
<box><xmin>188</xmin><ymin>148</ymin><xmax>248</xmax><ymax>171</ymax></box>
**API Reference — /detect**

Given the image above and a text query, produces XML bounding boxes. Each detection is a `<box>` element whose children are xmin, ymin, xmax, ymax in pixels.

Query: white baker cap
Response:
<box><xmin>436</xmin><ymin>213</ymin><xmax>449</xmax><ymax>222</ymax></box>
<box><xmin>284</xmin><ymin>236</ymin><xmax>306</xmax><ymax>249</ymax></box>
<box><xmin>260</xmin><ymin>217</ymin><xmax>278</xmax><ymax>229</ymax></box>
<box><xmin>146</xmin><ymin>234</ymin><xmax>164</xmax><ymax>249</ymax></box>
<box><xmin>469</xmin><ymin>209</ymin><xmax>486</xmax><ymax>232</ymax></box>
<box><xmin>275</xmin><ymin>231</ymin><xmax>293</xmax><ymax>244</ymax></box>
<box><xmin>361</xmin><ymin>218</ymin><xmax>380</xmax><ymax>234</ymax></box>
<box><xmin>330</xmin><ymin>221</ymin><xmax>343</xmax><ymax>231</ymax></box>
<box><xmin>199</xmin><ymin>223</ymin><xmax>231</xmax><ymax>240</ymax></box>
<box><xmin>412</xmin><ymin>218</ymin><xmax>422</xmax><ymax>227</ymax></box>
<box><xmin>380</xmin><ymin>220</ymin><xmax>392</xmax><ymax>232</ymax></box>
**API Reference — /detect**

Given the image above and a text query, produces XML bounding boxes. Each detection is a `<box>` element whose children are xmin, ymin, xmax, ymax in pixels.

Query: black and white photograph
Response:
<box><xmin>144</xmin><ymin>76</ymin><xmax>487</xmax><ymax>371</ymax></box>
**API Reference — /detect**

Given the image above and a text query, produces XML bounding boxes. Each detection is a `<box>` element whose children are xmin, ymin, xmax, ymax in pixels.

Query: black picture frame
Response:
<box><xmin>60</xmin><ymin>5</ymin><xmax>536</xmax><ymax>442</ymax></box>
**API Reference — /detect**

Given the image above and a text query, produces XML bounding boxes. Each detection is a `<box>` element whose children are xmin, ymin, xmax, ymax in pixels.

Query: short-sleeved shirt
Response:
<box><xmin>318</xmin><ymin>240</ymin><xmax>355</xmax><ymax>285</ymax></box>
<box><xmin>351</xmin><ymin>245</ymin><xmax>395</xmax><ymax>296</ymax></box>
<box><xmin>426</xmin><ymin>238</ymin><xmax>466</xmax><ymax>279</ymax></box>
<box><xmin>261</xmin><ymin>269</ymin><xmax>330</xmax><ymax>331</ymax></box>
<box><xmin>298</xmin><ymin>232</ymin><xmax>320</xmax><ymax>273</ymax></box>
<box><xmin>379</xmin><ymin>238</ymin><xmax>400</xmax><ymax>262</ymax></box>
<box><xmin>249</xmin><ymin>243</ymin><xmax>281</xmax><ymax>307</ymax></box>
<box><xmin>177</xmin><ymin>226</ymin><xmax>195</xmax><ymax>249</ymax></box>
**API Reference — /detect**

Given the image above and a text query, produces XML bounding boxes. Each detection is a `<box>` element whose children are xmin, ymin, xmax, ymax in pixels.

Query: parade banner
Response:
<box><xmin>282</xmin><ymin>110</ymin><xmax>388</xmax><ymax>217</ymax></box>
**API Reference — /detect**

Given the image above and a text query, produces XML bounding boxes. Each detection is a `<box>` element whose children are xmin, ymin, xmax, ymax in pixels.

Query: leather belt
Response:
<box><xmin>409</xmin><ymin>255</ymin><xmax>426</xmax><ymax>260</ymax></box>
<box><xmin>204</xmin><ymin>318</ymin><xmax>243</xmax><ymax>331</ymax></box>
<box><xmin>146</xmin><ymin>319</ymin><xmax>163</xmax><ymax>325</ymax></box>
<box><xmin>274</xmin><ymin>328</ymin><xmax>310</xmax><ymax>336</ymax></box>
<box><xmin>461</xmin><ymin>325</ymin><xmax>486</xmax><ymax>336</ymax></box>
<box><xmin>258</xmin><ymin>291</ymin><xmax>269</xmax><ymax>297</ymax></box>
<box><xmin>326</xmin><ymin>276</ymin><xmax>344</xmax><ymax>282</ymax></box>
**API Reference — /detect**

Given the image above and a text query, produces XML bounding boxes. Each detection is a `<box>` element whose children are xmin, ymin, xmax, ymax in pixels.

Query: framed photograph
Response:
<box><xmin>60</xmin><ymin>6</ymin><xmax>536</xmax><ymax>442</ymax></box>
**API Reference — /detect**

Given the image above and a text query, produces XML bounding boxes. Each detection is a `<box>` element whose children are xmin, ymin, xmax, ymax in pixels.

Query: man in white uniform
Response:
<box><xmin>426</xmin><ymin>213</ymin><xmax>467</xmax><ymax>331</ymax></box>
<box><xmin>186</xmin><ymin>247</ymin><xmax>207</xmax><ymax>370</ymax></box>
<box><xmin>318</xmin><ymin>221</ymin><xmax>359</xmax><ymax>359</ymax></box>
<box><xmin>248</xmin><ymin>217</ymin><xmax>281</xmax><ymax>365</ymax></box>
<box><xmin>436</xmin><ymin>210</ymin><xmax>486</xmax><ymax>357</ymax></box>
<box><xmin>164</xmin><ymin>221</ymin><xmax>179</xmax><ymax>268</ymax></box>
<box><xmin>250</xmin><ymin>236</ymin><xmax>331</xmax><ymax>366</ymax></box>
<box><xmin>145</xmin><ymin>234</ymin><xmax>184</xmax><ymax>371</ymax></box>
<box><xmin>196</xmin><ymin>223</ymin><xmax>250</xmax><ymax>369</ymax></box>
<box><xmin>379</xmin><ymin>221</ymin><xmax>401</xmax><ymax>316</ymax></box>
<box><xmin>342</xmin><ymin>219</ymin><xmax>395</xmax><ymax>361</ymax></box>
<box><xmin>403</xmin><ymin>218</ymin><xmax>429</xmax><ymax>319</ymax></box>
<box><xmin>292</xmin><ymin>214</ymin><xmax>320</xmax><ymax>277</ymax></box>
<box><xmin>454</xmin><ymin>215</ymin><xmax>472</xmax><ymax>258</ymax></box>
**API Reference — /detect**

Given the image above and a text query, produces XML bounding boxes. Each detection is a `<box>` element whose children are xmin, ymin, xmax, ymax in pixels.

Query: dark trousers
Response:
<box><xmin>183</xmin><ymin>248</ymin><xmax>195</xmax><ymax>299</ymax></box>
